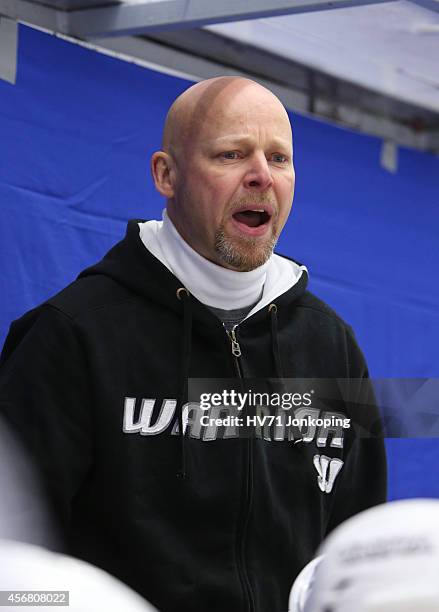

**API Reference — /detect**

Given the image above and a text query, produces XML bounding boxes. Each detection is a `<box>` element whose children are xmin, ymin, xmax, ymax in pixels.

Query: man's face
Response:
<box><xmin>165</xmin><ymin>82</ymin><xmax>295</xmax><ymax>271</ymax></box>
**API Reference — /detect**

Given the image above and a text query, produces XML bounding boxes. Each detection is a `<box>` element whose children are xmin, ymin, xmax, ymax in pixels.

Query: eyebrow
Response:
<box><xmin>210</xmin><ymin>135</ymin><xmax>292</xmax><ymax>150</ymax></box>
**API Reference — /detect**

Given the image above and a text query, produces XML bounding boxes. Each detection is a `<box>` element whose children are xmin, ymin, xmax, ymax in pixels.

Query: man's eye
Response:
<box><xmin>221</xmin><ymin>151</ymin><xmax>240</xmax><ymax>160</ymax></box>
<box><xmin>271</xmin><ymin>153</ymin><xmax>288</xmax><ymax>163</ymax></box>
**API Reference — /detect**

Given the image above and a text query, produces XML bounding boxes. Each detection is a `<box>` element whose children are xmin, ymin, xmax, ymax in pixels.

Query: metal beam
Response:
<box><xmin>408</xmin><ymin>0</ymin><xmax>439</xmax><ymax>12</ymax></box>
<box><xmin>0</xmin><ymin>0</ymin><xmax>397</xmax><ymax>39</ymax></box>
<box><xmin>66</xmin><ymin>0</ymin><xmax>396</xmax><ymax>39</ymax></box>
<box><xmin>0</xmin><ymin>0</ymin><xmax>67</xmax><ymax>31</ymax></box>
<box><xmin>0</xmin><ymin>16</ymin><xmax>18</xmax><ymax>84</ymax></box>
<box><xmin>35</xmin><ymin>0</ymin><xmax>120</xmax><ymax>9</ymax></box>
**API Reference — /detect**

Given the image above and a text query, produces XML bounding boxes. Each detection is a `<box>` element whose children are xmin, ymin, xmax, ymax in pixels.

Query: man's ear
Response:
<box><xmin>150</xmin><ymin>151</ymin><xmax>175</xmax><ymax>198</ymax></box>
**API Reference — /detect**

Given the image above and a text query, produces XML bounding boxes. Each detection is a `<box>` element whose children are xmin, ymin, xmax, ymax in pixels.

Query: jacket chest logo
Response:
<box><xmin>122</xmin><ymin>397</ymin><xmax>346</xmax><ymax>449</ymax></box>
<box><xmin>313</xmin><ymin>454</ymin><xmax>344</xmax><ymax>493</ymax></box>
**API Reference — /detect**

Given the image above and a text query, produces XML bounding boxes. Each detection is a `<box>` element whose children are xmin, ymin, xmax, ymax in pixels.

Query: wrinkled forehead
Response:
<box><xmin>179</xmin><ymin>79</ymin><xmax>292</xmax><ymax>153</ymax></box>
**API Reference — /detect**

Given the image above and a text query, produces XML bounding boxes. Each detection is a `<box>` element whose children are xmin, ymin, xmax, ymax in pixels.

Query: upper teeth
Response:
<box><xmin>250</xmin><ymin>209</ymin><xmax>264</xmax><ymax>212</ymax></box>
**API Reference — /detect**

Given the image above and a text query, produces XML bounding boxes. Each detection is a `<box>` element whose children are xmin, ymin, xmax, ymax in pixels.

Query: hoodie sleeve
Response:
<box><xmin>325</xmin><ymin>325</ymin><xmax>387</xmax><ymax>535</ymax></box>
<box><xmin>0</xmin><ymin>305</ymin><xmax>93</xmax><ymax>531</ymax></box>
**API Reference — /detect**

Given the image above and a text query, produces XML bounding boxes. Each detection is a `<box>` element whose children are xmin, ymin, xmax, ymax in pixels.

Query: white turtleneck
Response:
<box><xmin>138</xmin><ymin>210</ymin><xmax>307</xmax><ymax>316</ymax></box>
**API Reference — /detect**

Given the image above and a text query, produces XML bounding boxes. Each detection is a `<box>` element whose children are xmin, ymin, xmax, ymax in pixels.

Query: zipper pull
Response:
<box><xmin>227</xmin><ymin>328</ymin><xmax>242</xmax><ymax>358</ymax></box>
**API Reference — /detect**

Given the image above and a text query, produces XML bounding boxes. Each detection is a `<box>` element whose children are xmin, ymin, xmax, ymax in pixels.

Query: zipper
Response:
<box><xmin>229</xmin><ymin>328</ymin><xmax>242</xmax><ymax>358</ymax></box>
<box><xmin>226</xmin><ymin>325</ymin><xmax>244</xmax><ymax>378</ymax></box>
<box><xmin>225</xmin><ymin>324</ymin><xmax>255</xmax><ymax>612</ymax></box>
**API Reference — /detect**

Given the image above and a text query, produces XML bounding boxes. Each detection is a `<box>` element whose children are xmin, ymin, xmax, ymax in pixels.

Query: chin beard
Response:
<box><xmin>214</xmin><ymin>226</ymin><xmax>278</xmax><ymax>272</ymax></box>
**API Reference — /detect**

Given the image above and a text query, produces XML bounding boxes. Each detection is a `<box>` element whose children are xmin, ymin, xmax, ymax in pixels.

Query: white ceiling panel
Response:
<box><xmin>207</xmin><ymin>0</ymin><xmax>439</xmax><ymax>113</ymax></box>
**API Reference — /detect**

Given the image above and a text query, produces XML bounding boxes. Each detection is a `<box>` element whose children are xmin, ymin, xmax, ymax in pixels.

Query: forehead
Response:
<box><xmin>185</xmin><ymin>82</ymin><xmax>292</xmax><ymax>148</ymax></box>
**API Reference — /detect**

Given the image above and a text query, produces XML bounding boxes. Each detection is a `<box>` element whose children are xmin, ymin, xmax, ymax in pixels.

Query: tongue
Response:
<box><xmin>234</xmin><ymin>211</ymin><xmax>262</xmax><ymax>228</ymax></box>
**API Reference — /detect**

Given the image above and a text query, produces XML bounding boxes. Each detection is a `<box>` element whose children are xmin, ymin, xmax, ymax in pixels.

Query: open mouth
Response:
<box><xmin>232</xmin><ymin>209</ymin><xmax>271</xmax><ymax>228</ymax></box>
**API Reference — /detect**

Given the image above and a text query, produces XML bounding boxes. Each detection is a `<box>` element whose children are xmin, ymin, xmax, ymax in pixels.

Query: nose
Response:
<box><xmin>243</xmin><ymin>152</ymin><xmax>274</xmax><ymax>192</ymax></box>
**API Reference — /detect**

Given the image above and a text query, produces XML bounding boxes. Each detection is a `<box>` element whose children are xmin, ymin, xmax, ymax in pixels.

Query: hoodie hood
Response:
<box><xmin>78</xmin><ymin>219</ymin><xmax>309</xmax><ymax>328</ymax></box>
<box><xmin>137</xmin><ymin>211</ymin><xmax>308</xmax><ymax>314</ymax></box>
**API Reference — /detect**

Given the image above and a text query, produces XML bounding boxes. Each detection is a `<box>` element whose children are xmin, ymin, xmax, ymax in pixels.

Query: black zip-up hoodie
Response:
<box><xmin>0</xmin><ymin>221</ymin><xmax>386</xmax><ymax>612</ymax></box>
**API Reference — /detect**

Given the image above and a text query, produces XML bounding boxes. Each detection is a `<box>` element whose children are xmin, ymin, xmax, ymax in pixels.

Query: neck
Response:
<box><xmin>143</xmin><ymin>210</ymin><xmax>270</xmax><ymax>309</ymax></box>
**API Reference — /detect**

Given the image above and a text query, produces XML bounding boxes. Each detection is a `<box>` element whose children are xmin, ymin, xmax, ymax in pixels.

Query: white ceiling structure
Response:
<box><xmin>1</xmin><ymin>0</ymin><xmax>438</xmax><ymax>152</ymax></box>
<box><xmin>209</xmin><ymin>2</ymin><xmax>439</xmax><ymax>115</ymax></box>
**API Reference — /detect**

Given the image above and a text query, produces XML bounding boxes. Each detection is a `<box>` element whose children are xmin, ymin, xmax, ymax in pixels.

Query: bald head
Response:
<box><xmin>162</xmin><ymin>76</ymin><xmax>292</xmax><ymax>163</ymax></box>
<box><xmin>151</xmin><ymin>76</ymin><xmax>295</xmax><ymax>271</ymax></box>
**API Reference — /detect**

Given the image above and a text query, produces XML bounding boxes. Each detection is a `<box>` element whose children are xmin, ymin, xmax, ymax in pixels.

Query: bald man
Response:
<box><xmin>152</xmin><ymin>77</ymin><xmax>293</xmax><ymax>273</ymax></box>
<box><xmin>0</xmin><ymin>77</ymin><xmax>386</xmax><ymax>612</ymax></box>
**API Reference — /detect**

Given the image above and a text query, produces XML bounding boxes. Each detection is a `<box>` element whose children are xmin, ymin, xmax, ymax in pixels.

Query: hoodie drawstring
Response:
<box><xmin>268</xmin><ymin>303</ymin><xmax>302</xmax><ymax>445</ymax></box>
<box><xmin>269</xmin><ymin>303</ymin><xmax>283</xmax><ymax>379</ymax></box>
<box><xmin>176</xmin><ymin>287</ymin><xmax>192</xmax><ymax>479</ymax></box>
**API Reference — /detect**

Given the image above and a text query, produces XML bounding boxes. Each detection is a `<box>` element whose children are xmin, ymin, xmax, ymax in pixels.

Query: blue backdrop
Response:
<box><xmin>1</xmin><ymin>25</ymin><xmax>438</xmax><ymax>499</ymax></box>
